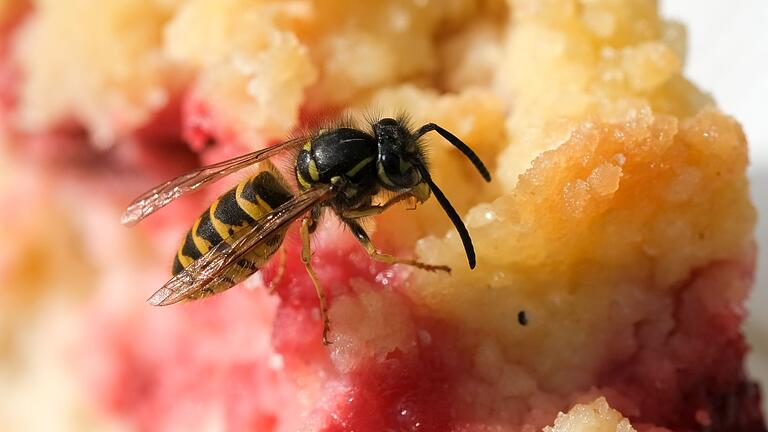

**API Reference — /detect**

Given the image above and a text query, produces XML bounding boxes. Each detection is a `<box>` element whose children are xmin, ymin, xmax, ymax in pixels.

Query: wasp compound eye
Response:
<box><xmin>379</xmin><ymin>152</ymin><xmax>419</xmax><ymax>189</ymax></box>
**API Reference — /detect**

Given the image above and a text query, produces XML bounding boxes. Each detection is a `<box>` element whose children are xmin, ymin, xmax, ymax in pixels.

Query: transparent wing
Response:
<box><xmin>147</xmin><ymin>184</ymin><xmax>332</xmax><ymax>306</ymax></box>
<box><xmin>180</xmin><ymin>249</ymin><xmax>278</xmax><ymax>303</ymax></box>
<box><xmin>121</xmin><ymin>136</ymin><xmax>308</xmax><ymax>226</ymax></box>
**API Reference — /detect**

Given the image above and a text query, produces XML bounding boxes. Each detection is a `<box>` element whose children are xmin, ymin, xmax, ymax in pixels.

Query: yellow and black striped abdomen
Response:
<box><xmin>172</xmin><ymin>170</ymin><xmax>293</xmax><ymax>276</ymax></box>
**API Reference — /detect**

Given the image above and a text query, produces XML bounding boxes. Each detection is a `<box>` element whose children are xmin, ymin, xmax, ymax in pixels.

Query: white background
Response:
<box><xmin>660</xmin><ymin>1</ymin><xmax>768</xmax><ymax>411</ymax></box>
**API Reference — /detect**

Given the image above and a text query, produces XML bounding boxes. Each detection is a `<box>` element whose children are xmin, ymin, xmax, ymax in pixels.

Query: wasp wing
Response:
<box><xmin>121</xmin><ymin>136</ymin><xmax>308</xmax><ymax>226</ymax></box>
<box><xmin>147</xmin><ymin>184</ymin><xmax>333</xmax><ymax>306</ymax></box>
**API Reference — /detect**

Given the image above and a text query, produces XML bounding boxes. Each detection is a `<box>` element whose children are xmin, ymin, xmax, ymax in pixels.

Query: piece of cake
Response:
<box><xmin>0</xmin><ymin>1</ymin><xmax>762</xmax><ymax>431</ymax></box>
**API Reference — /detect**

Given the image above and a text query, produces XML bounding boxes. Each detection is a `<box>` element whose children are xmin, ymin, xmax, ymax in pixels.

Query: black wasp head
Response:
<box><xmin>373</xmin><ymin>118</ymin><xmax>423</xmax><ymax>190</ymax></box>
<box><xmin>373</xmin><ymin>117</ymin><xmax>492</xmax><ymax>270</ymax></box>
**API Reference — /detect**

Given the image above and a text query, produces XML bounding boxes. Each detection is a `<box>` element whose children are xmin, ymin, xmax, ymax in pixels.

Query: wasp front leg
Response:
<box><xmin>342</xmin><ymin>194</ymin><xmax>414</xmax><ymax>219</ymax></box>
<box><xmin>300</xmin><ymin>215</ymin><xmax>331</xmax><ymax>345</ymax></box>
<box><xmin>342</xmin><ymin>218</ymin><xmax>451</xmax><ymax>273</ymax></box>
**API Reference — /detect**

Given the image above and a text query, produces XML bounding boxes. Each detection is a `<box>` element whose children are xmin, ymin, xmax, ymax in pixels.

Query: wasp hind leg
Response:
<box><xmin>300</xmin><ymin>216</ymin><xmax>331</xmax><ymax>345</ymax></box>
<box><xmin>342</xmin><ymin>218</ymin><xmax>451</xmax><ymax>273</ymax></box>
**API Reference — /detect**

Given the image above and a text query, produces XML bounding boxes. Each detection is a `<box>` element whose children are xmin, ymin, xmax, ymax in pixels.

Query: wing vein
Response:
<box><xmin>121</xmin><ymin>137</ymin><xmax>307</xmax><ymax>226</ymax></box>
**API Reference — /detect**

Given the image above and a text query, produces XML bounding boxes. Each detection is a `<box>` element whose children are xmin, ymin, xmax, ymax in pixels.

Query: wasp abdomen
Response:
<box><xmin>172</xmin><ymin>171</ymin><xmax>293</xmax><ymax>276</ymax></box>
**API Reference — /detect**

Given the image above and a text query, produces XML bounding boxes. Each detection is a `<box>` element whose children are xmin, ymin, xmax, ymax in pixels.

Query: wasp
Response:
<box><xmin>122</xmin><ymin>116</ymin><xmax>491</xmax><ymax>344</ymax></box>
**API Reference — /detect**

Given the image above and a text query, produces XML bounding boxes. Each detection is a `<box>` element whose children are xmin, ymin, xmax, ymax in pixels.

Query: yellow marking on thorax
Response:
<box><xmin>191</xmin><ymin>218</ymin><xmax>212</xmax><ymax>254</ymax></box>
<box><xmin>177</xmin><ymin>248</ymin><xmax>194</xmax><ymax>268</ymax></box>
<box><xmin>347</xmin><ymin>156</ymin><xmax>374</xmax><ymax>177</ymax></box>
<box><xmin>303</xmin><ymin>139</ymin><xmax>312</xmax><ymax>151</ymax></box>
<box><xmin>308</xmin><ymin>159</ymin><xmax>320</xmax><ymax>181</ymax></box>
<box><xmin>210</xmin><ymin>199</ymin><xmax>237</xmax><ymax>239</ymax></box>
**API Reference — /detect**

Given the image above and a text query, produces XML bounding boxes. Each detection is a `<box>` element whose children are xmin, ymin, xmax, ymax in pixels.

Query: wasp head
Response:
<box><xmin>373</xmin><ymin>117</ymin><xmax>491</xmax><ymax>269</ymax></box>
<box><xmin>373</xmin><ymin>118</ymin><xmax>427</xmax><ymax>196</ymax></box>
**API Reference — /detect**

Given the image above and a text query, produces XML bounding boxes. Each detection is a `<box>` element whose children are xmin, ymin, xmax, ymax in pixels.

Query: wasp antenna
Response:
<box><xmin>414</xmin><ymin>123</ymin><xmax>491</xmax><ymax>182</ymax></box>
<box><xmin>416</xmin><ymin>165</ymin><xmax>476</xmax><ymax>269</ymax></box>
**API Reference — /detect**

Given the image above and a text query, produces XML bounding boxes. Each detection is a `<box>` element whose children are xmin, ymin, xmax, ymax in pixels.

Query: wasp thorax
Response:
<box><xmin>374</xmin><ymin>118</ymin><xmax>421</xmax><ymax>189</ymax></box>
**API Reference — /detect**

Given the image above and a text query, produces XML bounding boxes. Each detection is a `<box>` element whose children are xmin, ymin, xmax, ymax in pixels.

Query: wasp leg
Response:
<box><xmin>300</xmin><ymin>216</ymin><xmax>331</xmax><ymax>345</ymax></box>
<box><xmin>342</xmin><ymin>218</ymin><xmax>451</xmax><ymax>273</ymax></box>
<box><xmin>342</xmin><ymin>194</ymin><xmax>412</xmax><ymax>219</ymax></box>
<box><xmin>267</xmin><ymin>245</ymin><xmax>287</xmax><ymax>295</ymax></box>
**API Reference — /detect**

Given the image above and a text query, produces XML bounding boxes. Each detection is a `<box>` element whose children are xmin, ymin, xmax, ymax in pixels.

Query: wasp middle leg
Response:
<box><xmin>300</xmin><ymin>214</ymin><xmax>331</xmax><ymax>345</ymax></box>
<box><xmin>342</xmin><ymin>218</ymin><xmax>451</xmax><ymax>273</ymax></box>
